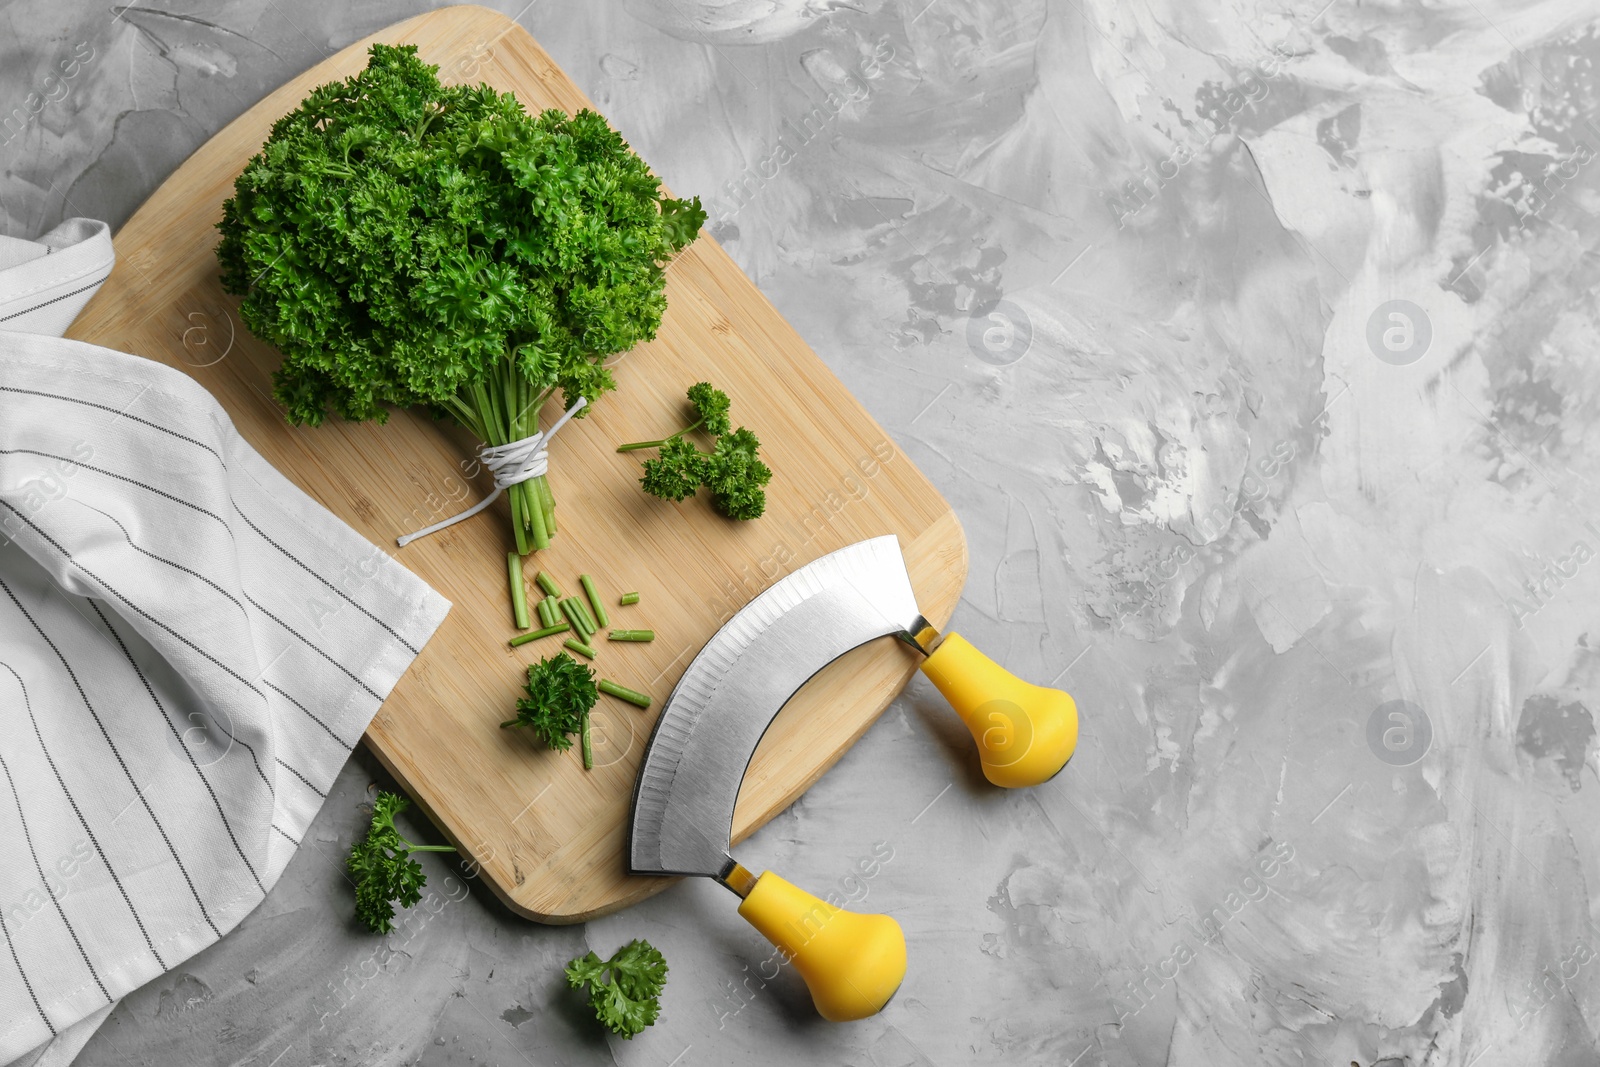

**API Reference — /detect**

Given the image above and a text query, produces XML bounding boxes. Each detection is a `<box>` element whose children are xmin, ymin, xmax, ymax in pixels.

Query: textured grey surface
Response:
<box><xmin>5</xmin><ymin>0</ymin><xmax>1600</xmax><ymax>1064</ymax></box>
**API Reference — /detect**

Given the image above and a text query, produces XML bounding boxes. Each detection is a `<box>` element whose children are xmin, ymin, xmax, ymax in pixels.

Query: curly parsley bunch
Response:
<box><xmin>218</xmin><ymin>43</ymin><xmax>705</xmax><ymax>554</ymax></box>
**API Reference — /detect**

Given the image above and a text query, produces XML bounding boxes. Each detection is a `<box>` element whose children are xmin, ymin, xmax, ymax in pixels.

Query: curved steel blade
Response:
<box><xmin>628</xmin><ymin>535</ymin><xmax>922</xmax><ymax>878</ymax></box>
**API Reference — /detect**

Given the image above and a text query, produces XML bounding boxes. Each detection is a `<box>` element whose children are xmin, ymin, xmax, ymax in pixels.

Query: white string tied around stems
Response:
<box><xmin>396</xmin><ymin>396</ymin><xmax>588</xmax><ymax>547</ymax></box>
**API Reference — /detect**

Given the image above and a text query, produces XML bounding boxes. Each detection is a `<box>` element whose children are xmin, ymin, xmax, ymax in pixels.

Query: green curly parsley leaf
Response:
<box><xmin>660</xmin><ymin>196</ymin><xmax>708</xmax><ymax>251</ymax></box>
<box><xmin>640</xmin><ymin>437</ymin><xmax>707</xmax><ymax>502</ymax></box>
<box><xmin>685</xmin><ymin>381</ymin><xmax>732</xmax><ymax>437</ymax></box>
<box><xmin>565</xmin><ymin>939</ymin><xmax>669</xmax><ymax>1039</ymax></box>
<box><xmin>705</xmin><ymin>427</ymin><xmax>772</xmax><ymax>520</ymax></box>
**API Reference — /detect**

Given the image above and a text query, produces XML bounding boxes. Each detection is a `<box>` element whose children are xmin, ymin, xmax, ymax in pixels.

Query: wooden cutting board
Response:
<box><xmin>66</xmin><ymin>4</ymin><xmax>966</xmax><ymax>922</ymax></box>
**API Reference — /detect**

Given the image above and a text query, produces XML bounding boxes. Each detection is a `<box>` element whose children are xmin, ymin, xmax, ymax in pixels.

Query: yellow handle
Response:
<box><xmin>920</xmin><ymin>632</ymin><xmax>1079</xmax><ymax>788</ymax></box>
<box><xmin>736</xmin><ymin>871</ymin><xmax>906</xmax><ymax>1021</ymax></box>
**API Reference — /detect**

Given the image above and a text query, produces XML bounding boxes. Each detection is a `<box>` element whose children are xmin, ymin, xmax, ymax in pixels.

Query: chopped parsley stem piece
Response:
<box><xmin>509</xmin><ymin>622</ymin><xmax>569</xmax><ymax>647</ymax></box>
<box><xmin>535</xmin><ymin>571</ymin><xmax>563</xmax><ymax>598</ymax></box>
<box><xmin>561</xmin><ymin>598</ymin><xmax>594</xmax><ymax>638</ymax></box>
<box><xmin>580</xmin><ymin>574</ymin><xmax>609</xmax><ymax>628</ymax></box>
<box><xmin>564</xmin><ymin>637</ymin><xmax>598</xmax><ymax>659</ymax></box>
<box><xmin>508</xmin><ymin>552</ymin><xmax>530</xmax><ymax>630</ymax></box>
<box><xmin>569</xmin><ymin>596</ymin><xmax>598</xmax><ymax>634</ymax></box>
<box><xmin>580</xmin><ymin>707</ymin><xmax>594</xmax><ymax>769</ymax></box>
<box><xmin>619</xmin><ymin>592</ymin><xmax>640</xmax><ymax>605</ymax></box>
<box><xmin>536</xmin><ymin>597</ymin><xmax>555</xmax><ymax>628</ymax></box>
<box><xmin>598</xmin><ymin>680</ymin><xmax>651</xmax><ymax>708</ymax></box>
<box><xmin>607</xmin><ymin>630</ymin><xmax>655</xmax><ymax>642</ymax></box>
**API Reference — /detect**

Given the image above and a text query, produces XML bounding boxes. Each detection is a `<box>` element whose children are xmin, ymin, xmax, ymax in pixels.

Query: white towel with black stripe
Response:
<box><xmin>0</xmin><ymin>218</ymin><xmax>451</xmax><ymax>1066</ymax></box>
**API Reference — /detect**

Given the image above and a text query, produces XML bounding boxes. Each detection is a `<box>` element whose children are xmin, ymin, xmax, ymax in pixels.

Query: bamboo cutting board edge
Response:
<box><xmin>66</xmin><ymin>5</ymin><xmax>970</xmax><ymax>923</ymax></box>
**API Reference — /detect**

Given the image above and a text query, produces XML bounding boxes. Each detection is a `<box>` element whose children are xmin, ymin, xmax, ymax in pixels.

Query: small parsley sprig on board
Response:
<box><xmin>619</xmin><ymin>383</ymin><xmax>772</xmax><ymax>520</ymax></box>
<box><xmin>502</xmin><ymin>652</ymin><xmax>599</xmax><ymax>767</ymax></box>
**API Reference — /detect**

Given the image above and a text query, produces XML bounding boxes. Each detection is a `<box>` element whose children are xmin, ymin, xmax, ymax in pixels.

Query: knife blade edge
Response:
<box><xmin>629</xmin><ymin>536</ymin><xmax>924</xmax><ymax>876</ymax></box>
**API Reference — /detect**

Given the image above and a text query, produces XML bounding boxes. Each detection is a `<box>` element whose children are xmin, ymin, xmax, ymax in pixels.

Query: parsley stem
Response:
<box><xmin>443</xmin><ymin>395</ymin><xmax>483</xmax><ymax>439</ymax></box>
<box><xmin>449</xmin><ymin>363</ymin><xmax>567</xmax><ymax>560</ymax></box>
<box><xmin>580</xmin><ymin>706</ymin><xmax>594</xmax><ymax>769</ymax></box>
<box><xmin>501</xmin><ymin>355</ymin><xmax>516</xmax><ymax>434</ymax></box>
<box><xmin>525</xmin><ymin>480</ymin><xmax>550</xmax><ymax>549</ymax></box>
<box><xmin>536</xmin><ymin>571</ymin><xmax>563</xmax><ymax>598</ymax></box>
<box><xmin>619</xmin><ymin>592</ymin><xmax>640</xmax><ymax>605</ymax></box>
<box><xmin>607</xmin><ymin>629</ymin><xmax>654</xmax><ymax>642</ymax></box>
<box><xmin>518</xmin><ymin>380</ymin><xmax>557</xmax><ymax>542</ymax></box>
<box><xmin>475</xmin><ymin>378</ymin><xmax>500</xmax><ymax>443</ymax></box>
<box><xmin>617</xmin><ymin>417</ymin><xmax>706</xmax><ymax>452</ymax></box>
<box><xmin>467</xmin><ymin>373</ymin><xmax>533</xmax><ymax>555</ymax></box>
<box><xmin>598</xmin><ymin>679</ymin><xmax>651</xmax><ymax>708</ymax></box>
<box><xmin>580</xmin><ymin>574</ymin><xmax>609</xmax><ymax>628</ymax></box>
<box><xmin>510</xmin><ymin>488</ymin><xmax>530</xmax><ymax>557</ymax></box>
<box><xmin>568</xmin><ymin>596</ymin><xmax>598</xmax><ymax>634</ymax></box>
<box><xmin>508</xmin><ymin>622</ymin><xmax>569</xmax><ymax>647</ymax></box>
<box><xmin>535</xmin><ymin>475</ymin><xmax>557</xmax><ymax>536</ymax></box>
<box><xmin>502</xmin><ymin>369</ymin><xmax>549</xmax><ymax>553</ymax></box>
<box><xmin>565</xmin><ymin>637</ymin><xmax>598</xmax><ymax>659</ymax></box>
<box><xmin>508</xmin><ymin>551</ymin><xmax>530</xmax><ymax>629</ymax></box>
<box><xmin>561</xmin><ymin>598</ymin><xmax>594</xmax><ymax>638</ymax></box>
<box><xmin>400</xmin><ymin>842</ymin><xmax>456</xmax><ymax>853</ymax></box>
<box><xmin>413</xmin><ymin>103</ymin><xmax>446</xmax><ymax>142</ymax></box>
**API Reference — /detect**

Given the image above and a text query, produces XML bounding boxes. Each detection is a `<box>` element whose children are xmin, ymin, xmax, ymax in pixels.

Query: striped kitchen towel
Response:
<box><xmin>0</xmin><ymin>218</ymin><xmax>451</xmax><ymax>1066</ymax></box>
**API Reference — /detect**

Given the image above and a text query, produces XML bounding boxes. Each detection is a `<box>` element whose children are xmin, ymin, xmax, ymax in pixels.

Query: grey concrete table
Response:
<box><xmin>5</xmin><ymin>0</ymin><xmax>1599</xmax><ymax>1064</ymax></box>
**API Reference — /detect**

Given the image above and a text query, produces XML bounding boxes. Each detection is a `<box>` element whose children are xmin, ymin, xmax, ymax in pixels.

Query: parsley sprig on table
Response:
<box><xmin>217</xmin><ymin>43</ymin><xmax>706</xmax><ymax>556</ymax></box>
<box><xmin>566</xmin><ymin>939</ymin><xmax>669</xmax><ymax>1039</ymax></box>
<box><xmin>347</xmin><ymin>791</ymin><xmax>456</xmax><ymax>935</ymax></box>
<box><xmin>619</xmin><ymin>383</ymin><xmax>772</xmax><ymax>520</ymax></box>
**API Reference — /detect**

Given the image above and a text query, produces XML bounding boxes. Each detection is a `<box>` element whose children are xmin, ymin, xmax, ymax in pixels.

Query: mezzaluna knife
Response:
<box><xmin>628</xmin><ymin>535</ymin><xmax>1079</xmax><ymax>1020</ymax></box>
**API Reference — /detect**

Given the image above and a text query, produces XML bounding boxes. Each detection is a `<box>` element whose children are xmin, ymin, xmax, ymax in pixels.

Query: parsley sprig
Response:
<box><xmin>347</xmin><ymin>791</ymin><xmax>456</xmax><ymax>935</ymax></box>
<box><xmin>217</xmin><ymin>43</ymin><xmax>706</xmax><ymax>556</ymax></box>
<box><xmin>619</xmin><ymin>383</ymin><xmax>772</xmax><ymax>520</ymax></box>
<box><xmin>566</xmin><ymin>939</ymin><xmax>669</xmax><ymax>1039</ymax></box>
